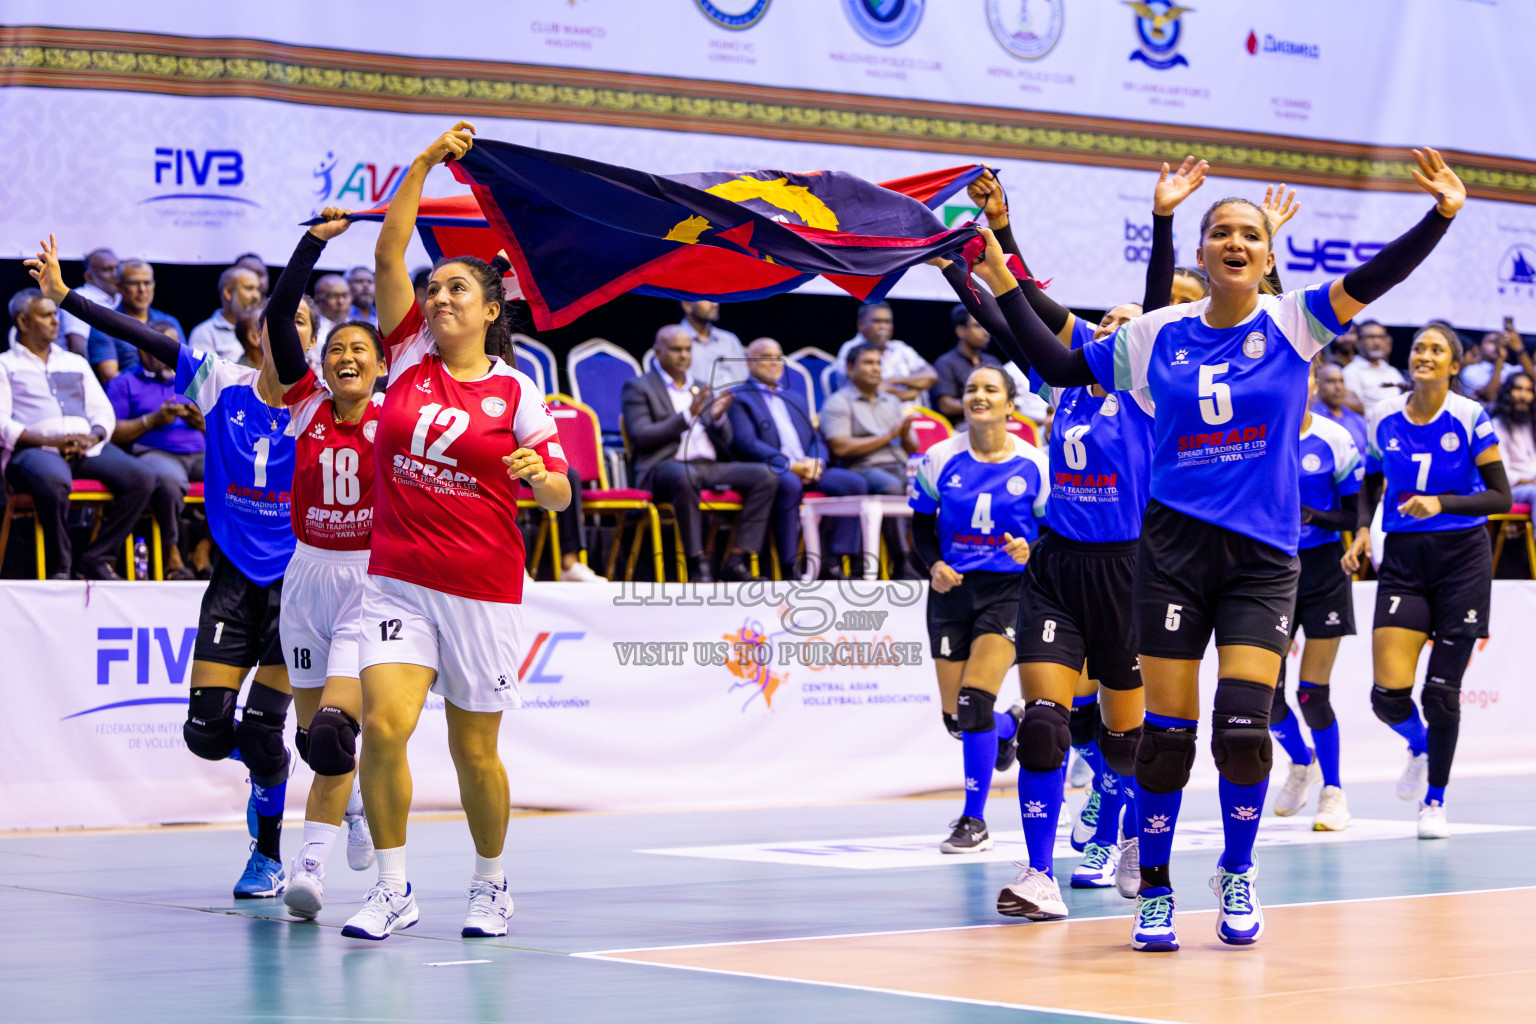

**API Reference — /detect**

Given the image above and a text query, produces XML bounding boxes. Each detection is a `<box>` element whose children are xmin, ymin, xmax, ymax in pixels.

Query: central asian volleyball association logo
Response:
<box><xmin>986</xmin><ymin>0</ymin><xmax>1064</xmax><ymax>61</ymax></box>
<box><xmin>694</xmin><ymin>0</ymin><xmax>772</xmax><ymax>31</ymax></box>
<box><xmin>842</xmin><ymin>0</ymin><xmax>925</xmax><ymax>47</ymax></box>
<box><xmin>1125</xmin><ymin>1</ymin><xmax>1193</xmax><ymax>70</ymax></box>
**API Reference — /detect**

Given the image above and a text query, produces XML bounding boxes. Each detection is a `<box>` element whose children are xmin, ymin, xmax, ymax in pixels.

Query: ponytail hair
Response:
<box><xmin>430</xmin><ymin>254</ymin><xmax>513</xmax><ymax>359</ymax></box>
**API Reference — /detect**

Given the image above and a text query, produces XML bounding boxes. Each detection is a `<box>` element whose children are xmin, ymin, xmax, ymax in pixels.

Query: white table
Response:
<box><xmin>799</xmin><ymin>494</ymin><xmax>913</xmax><ymax>581</ymax></box>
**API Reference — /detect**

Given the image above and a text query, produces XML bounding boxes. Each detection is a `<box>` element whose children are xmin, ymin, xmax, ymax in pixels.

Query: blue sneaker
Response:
<box><xmin>1210</xmin><ymin>866</ymin><xmax>1264</xmax><ymax>945</ymax></box>
<box><xmin>234</xmin><ymin>841</ymin><xmax>286</xmax><ymax>899</ymax></box>
<box><xmin>246</xmin><ymin>790</ymin><xmax>258</xmax><ymax>838</ymax></box>
<box><xmin>1131</xmin><ymin>886</ymin><xmax>1178</xmax><ymax>952</ymax></box>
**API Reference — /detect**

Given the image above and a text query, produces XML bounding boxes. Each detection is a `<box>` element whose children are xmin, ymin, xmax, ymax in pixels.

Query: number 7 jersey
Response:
<box><xmin>284</xmin><ymin>370</ymin><xmax>382</xmax><ymax>550</ymax></box>
<box><xmin>369</xmin><ymin>305</ymin><xmax>568</xmax><ymax>604</ymax></box>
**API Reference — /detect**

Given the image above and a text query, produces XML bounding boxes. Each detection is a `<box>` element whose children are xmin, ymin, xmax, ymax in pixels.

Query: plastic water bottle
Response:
<box><xmin>134</xmin><ymin>538</ymin><xmax>149</xmax><ymax>581</ymax></box>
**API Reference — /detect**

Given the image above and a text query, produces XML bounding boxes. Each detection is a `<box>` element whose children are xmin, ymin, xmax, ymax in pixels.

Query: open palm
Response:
<box><xmin>1412</xmin><ymin>147</ymin><xmax>1465</xmax><ymax>217</ymax></box>
<box><xmin>1153</xmin><ymin>156</ymin><xmax>1209</xmax><ymax>216</ymax></box>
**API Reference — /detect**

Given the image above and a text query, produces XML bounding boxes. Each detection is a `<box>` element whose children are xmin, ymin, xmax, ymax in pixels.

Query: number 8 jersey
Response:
<box><xmin>284</xmin><ymin>369</ymin><xmax>383</xmax><ymax>550</ymax></box>
<box><xmin>369</xmin><ymin>305</ymin><xmax>568</xmax><ymax>604</ymax></box>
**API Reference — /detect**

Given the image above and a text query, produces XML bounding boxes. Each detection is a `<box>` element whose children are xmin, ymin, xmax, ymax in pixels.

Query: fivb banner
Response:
<box><xmin>1</xmin><ymin>579</ymin><xmax>1533</xmax><ymax>832</ymax></box>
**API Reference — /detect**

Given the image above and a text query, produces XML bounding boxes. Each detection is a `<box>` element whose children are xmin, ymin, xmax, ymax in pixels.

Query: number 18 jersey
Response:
<box><xmin>284</xmin><ymin>370</ymin><xmax>383</xmax><ymax>551</ymax></box>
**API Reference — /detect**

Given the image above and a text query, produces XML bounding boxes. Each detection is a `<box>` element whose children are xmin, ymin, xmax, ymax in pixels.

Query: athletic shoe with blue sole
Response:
<box><xmin>1210</xmin><ymin>865</ymin><xmax>1264</xmax><ymax>945</ymax></box>
<box><xmin>341</xmin><ymin>883</ymin><xmax>420</xmax><ymax>940</ymax></box>
<box><xmin>233</xmin><ymin>841</ymin><xmax>286</xmax><ymax>899</ymax></box>
<box><xmin>1070</xmin><ymin>841</ymin><xmax>1120</xmax><ymax>888</ymax></box>
<box><xmin>1131</xmin><ymin>887</ymin><xmax>1178</xmax><ymax>952</ymax></box>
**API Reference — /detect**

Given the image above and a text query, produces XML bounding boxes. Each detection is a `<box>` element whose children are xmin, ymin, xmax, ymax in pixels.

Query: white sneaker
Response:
<box><xmin>996</xmin><ymin>865</ymin><xmax>1069</xmax><ymax>920</ymax></box>
<box><xmin>341</xmin><ymin>883</ymin><xmax>419</xmax><ymax>940</ymax></box>
<box><xmin>345</xmin><ymin>813</ymin><xmax>376</xmax><ymax>871</ymax></box>
<box><xmin>1312</xmin><ymin>785</ymin><xmax>1351</xmax><ymax>832</ymax></box>
<box><xmin>1397</xmin><ymin>750</ymin><xmax>1429</xmax><ymax>802</ymax></box>
<box><xmin>1115</xmin><ymin>836</ymin><xmax>1140</xmax><ymax>899</ymax></box>
<box><xmin>1069</xmin><ymin>789</ymin><xmax>1100</xmax><ymax>852</ymax></box>
<box><xmin>284</xmin><ymin>856</ymin><xmax>325</xmax><ymax>920</ymax></box>
<box><xmin>1418</xmin><ymin>801</ymin><xmax>1450</xmax><ymax>840</ymax></box>
<box><xmin>1273</xmin><ymin>753</ymin><xmax>1321</xmax><ymax>817</ymax></box>
<box><xmin>1067</xmin><ymin>749</ymin><xmax>1093</xmax><ymax>789</ymax></box>
<box><xmin>1070</xmin><ymin>842</ymin><xmax>1120</xmax><ymax>889</ymax></box>
<box><xmin>1210</xmin><ymin>865</ymin><xmax>1264</xmax><ymax>945</ymax></box>
<box><xmin>560</xmin><ymin>561</ymin><xmax>606</xmax><ymax>582</ymax></box>
<box><xmin>462</xmin><ymin>879</ymin><xmax>514</xmax><ymax>937</ymax></box>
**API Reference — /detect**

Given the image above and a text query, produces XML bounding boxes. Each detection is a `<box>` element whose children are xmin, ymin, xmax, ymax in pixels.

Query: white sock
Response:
<box><xmin>299</xmin><ymin>821</ymin><xmax>341</xmax><ymax>869</ymax></box>
<box><xmin>473</xmin><ymin>853</ymin><xmax>504</xmax><ymax>885</ymax></box>
<box><xmin>377</xmin><ymin>846</ymin><xmax>408</xmax><ymax>892</ymax></box>
<box><xmin>346</xmin><ymin>776</ymin><xmax>364</xmax><ymax>818</ymax></box>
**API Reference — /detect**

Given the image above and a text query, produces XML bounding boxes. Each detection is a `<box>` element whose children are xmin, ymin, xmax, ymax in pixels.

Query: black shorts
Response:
<box><xmin>927</xmin><ymin>569</ymin><xmax>1024</xmax><ymax>662</ymax></box>
<box><xmin>1134</xmin><ymin>500</ymin><xmax>1300</xmax><ymax>659</ymax></box>
<box><xmin>1374</xmin><ymin>526</ymin><xmax>1492</xmax><ymax>639</ymax></box>
<box><xmin>1293</xmin><ymin>540</ymin><xmax>1356</xmax><ymax>639</ymax></box>
<box><xmin>194</xmin><ymin>541</ymin><xmax>286</xmax><ymax>668</ymax></box>
<box><xmin>1015</xmin><ymin>532</ymin><xmax>1141</xmax><ymax>690</ymax></box>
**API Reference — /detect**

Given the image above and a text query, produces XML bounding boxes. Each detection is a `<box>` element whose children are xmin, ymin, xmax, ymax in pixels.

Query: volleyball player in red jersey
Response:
<box><xmin>341</xmin><ymin>123</ymin><xmax>571</xmax><ymax>942</ymax></box>
<box><xmin>259</xmin><ymin>209</ymin><xmax>387</xmax><ymax>919</ymax></box>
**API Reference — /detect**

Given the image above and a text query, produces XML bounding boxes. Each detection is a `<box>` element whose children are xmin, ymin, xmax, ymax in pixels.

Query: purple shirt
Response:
<box><xmin>106</xmin><ymin>367</ymin><xmax>205</xmax><ymax>454</ymax></box>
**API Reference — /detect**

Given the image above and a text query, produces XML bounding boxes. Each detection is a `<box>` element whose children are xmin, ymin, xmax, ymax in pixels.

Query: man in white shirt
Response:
<box><xmin>833</xmin><ymin>301</ymin><xmax>937</xmax><ymax>407</ymax></box>
<box><xmin>58</xmin><ymin>248</ymin><xmax>120</xmax><ymax>356</ymax></box>
<box><xmin>677</xmin><ymin>300</ymin><xmax>746</xmax><ymax>386</ymax></box>
<box><xmin>1341</xmin><ymin>319</ymin><xmax>1406</xmax><ymax>419</ymax></box>
<box><xmin>187</xmin><ymin>266</ymin><xmax>262</xmax><ymax>364</ymax></box>
<box><xmin>1492</xmin><ymin>370</ymin><xmax>1536</xmax><ymax>507</ymax></box>
<box><xmin>1</xmin><ymin>289</ymin><xmax>152</xmax><ymax>579</ymax></box>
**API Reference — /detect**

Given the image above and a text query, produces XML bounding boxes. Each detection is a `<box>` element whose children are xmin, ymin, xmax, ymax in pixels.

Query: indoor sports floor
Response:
<box><xmin>2</xmin><ymin>774</ymin><xmax>1532</xmax><ymax>1023</ymax></box>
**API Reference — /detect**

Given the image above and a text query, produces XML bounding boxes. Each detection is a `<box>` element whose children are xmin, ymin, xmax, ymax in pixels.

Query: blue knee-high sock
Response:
<box><xmin>1389</xmin><ymin>702</ymin><xmax>1428</xmax><ymax>755</ymax></box>
<box><xmin>1137</xmin><ymin>713</ymin><xmax>1194</xmax><ymax>875</ymax></box>
<box><xmin>1091</xmin><ymin>769</ymin><xmax>1124</xmax><ymax>847</ymax></box>
<box><xmin>994</xmin><ymin>710</ymin><xmax>1017</xmax><ymax>741</ymax></box>
<box><xmin>250</xmin><ymin>778</ymin><xmax>287</xmax><ymax>860</ymax></box>
<box><xmin>961</xmin><ymin>727</ymin><xmax>996</xmax><ymax>820</ymax></box>
<box><xmin>1218</xmin><ymin>775</ymin><xmax>1267</xmax><ymax>874</ymax></box>
<box><xmin>1119</xmin><ymin>777</ymin><xmax>1138</xmax><ymax>842</ymax></box>
<box><xmin>1300</xmin><ymin>682</ymin><xmax>1341</xmax><ymax>787</ymax></box>
<box><xmin>1018</xmin><ymin>765</ymin><xmax>1066</xmax><ymax>876</ymax></box>
<box><xmin>1270</xmin><ymin>699</ymin><xmax>1313</xmax><ymax>766</ymax></box>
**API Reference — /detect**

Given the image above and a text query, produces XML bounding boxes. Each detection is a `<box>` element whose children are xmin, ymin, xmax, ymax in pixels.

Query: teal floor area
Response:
<box><xmin>2</xmin><ymin>774</ymin><xmax>1532</xmax><ymax>1023</ymax></box>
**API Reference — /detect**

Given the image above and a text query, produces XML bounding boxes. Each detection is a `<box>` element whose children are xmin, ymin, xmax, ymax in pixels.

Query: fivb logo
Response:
<box><xmin>95</xmin><ymin>627</ymin><xmax>197</xmax><ymax>687</ymax></box>
<box><xmin>519</xmin><ymin>631</ymin><xmax>586</xmax><ymax>684</ymax></box>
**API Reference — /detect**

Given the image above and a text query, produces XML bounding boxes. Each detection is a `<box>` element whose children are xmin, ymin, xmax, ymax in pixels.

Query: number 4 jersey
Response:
<box><xmin>284</xmin><ymin>369</ymin><xmax>383</xmax><ymax>550</ymax></box>
<box><xmin>369</xmin><ymin>305</ymin><xmax>568</xmax><ymax>604</ymax></box>
<box><xmin>910</xmin><ymin>432</ymin><xmax>1049</xmax><ymax>573</ymax></box>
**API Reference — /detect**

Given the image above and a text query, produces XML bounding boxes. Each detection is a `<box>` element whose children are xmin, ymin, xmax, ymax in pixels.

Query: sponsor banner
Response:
<box><xmin>0</xmin><ymin>578</ymin><xmax>1532</xmax><ymax>831</ymax></box>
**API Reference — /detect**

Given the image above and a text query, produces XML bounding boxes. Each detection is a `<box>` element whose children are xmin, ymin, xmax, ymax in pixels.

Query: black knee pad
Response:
<box><xmin>306</xmin><ymin>706</ymin><xmax>360</xmax><ymax>777</ymax></box>
<box><xmin>1421</xmin><ymin>681</ymin><xmax>1462</xmax><ymax>730</ymax></box>
<box><xmin>1135</xmin><ymin>722</ymin><xmax>1197</xmax><ymax>794</ymax></box>
<box><xmin>1296</xmin><ymin>684</ymin><xmax>1335</xmax><ymax>731</ymax></box>
<box><xmin>942</xmin><ymin>711</ymin><xmax>962</xmax><ymax>740</ymax></box>
<box><xmin>235</xmin><ymin>683</ymin><xmax>292</xmax><ymax>786</ymax></box>
<box><xmin>183</xmin><ymin>687</ymin><xmax>238</xmax><ymax>762</ymax></box>
<box><xmin>295</xmin><ymin>726</ymin><xmax>311</xmax><ymax>767</ymax></box>
<box><xmin>1426</xmin><ymin>637</ymin><xmax>1474</xmax><ymax>689</ymax></box>
<box><xmin>1270</xmin><ymin>682</ymin><xmax>1293</xmax><ymax>722</ymax></box>
<box><xmin>1371</xmin><ymin>683</ymin><xmax>1415</xmax><ymax>726</ymax></box>
<box><xmin>1211</xmin><ymin>678</ymin><xmax>1274</xmax><ymax>786</ymax></box>
<box><xmin>1068</xmin><ymin>700</ymin><xmax>1098</xmax><ymax>748</ymax></box>
<box><xmin>956</xmin><ymin>687</ymin><xmax>997</xmax><ymax>734</ymax></box>
<box><xmin>1017</xmin><ymin>699</ymin><xmax>1072</xmax><ymax>774</ymax></box>
<box><xmin>1097</xmin><ymin>722</ymin><xmax>1142</xmax><ymax>779</ymax></box>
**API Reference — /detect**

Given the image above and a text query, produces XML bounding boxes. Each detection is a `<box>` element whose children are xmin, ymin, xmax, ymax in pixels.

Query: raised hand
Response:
<box><xmin>309</xmin><ymin>206</ymin><xmax>354</xmax><ymax>242</ymax></box>
<box><xmin>966</xmin><ymin>170</ymin><xmax>1009</xmax><ymax>223</ymax></box>
<box><xmin>971</xmin><ymin>228</ymin><xmax>1018</xmax><ymax>295</ymax></box>
<box><xmin>1411</xmin><ymin>147</ymin><xmax>1465</xmax><ymax>218</ymax></box>
<box><xmin>24</xmin><ymin>234</ymin><xmax>69</xmax><ymax>303</ymax></box>
<box><xmin>419</xmin><ymin>121</ymin><xmax>477</xmax><ymax>167</ymax></box>
<box><xmin>1152</xmin><ymin>155</ymin><xmax>1209</xmax><ymax>216</ymax></box>
<box><xmin>1260</xmin><ymin>183</ymin><xmax>1300</xmax><ymax>235</ymax></box>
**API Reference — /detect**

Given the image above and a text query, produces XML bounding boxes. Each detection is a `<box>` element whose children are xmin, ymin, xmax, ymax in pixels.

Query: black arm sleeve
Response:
<box><xmin>911</xmin><ymin>512</ymin><xmax>942</xmax><ymax>572</ymax></box>
<box><xmin>940</xmin><ymin>262</ymin><xmax>1018</xmax><ymax>366</ymax></box>
<box><xmin>1141</xmin><ymin>213</ymin><xmax>1175</xmax><ymax>314</ymax></box>
<box><xmin>995</xmin><ymin>287</ymin><xmax>1098</xmax><ymax>388</ymax></box>
<box><xmin>985</xmin><ymin>221</ymin><xmax>1070</xmax><ymax>334</ymax></box>
<box><xmin>268</xmin><ymin>231</ymin><xmax>328</xmax><ymax>388</ymax></box>
<box><xmin>991</xmin><ymin>223</ymin><xmax>1031</xmax><ymax>277</ymax></box>
<box><xmin>1340</xmin><ymin>208</ymin><xmax>1453</xmax><ymax>306</ymax></box>
<box><xmin>58</xmin><ymin>290</ymin><xmax>182</xmax><ymax>367</ymax></box>
<box><xmin>1357</xmin><ymin>472</ymin><xmax>1384</xmax><ymax>531</ymax></box>
<box><xmin>1438</xmin><ymin>460</ymin><xmax>1512</xmax><ymax>517</ymax></box>
<box><xmin>1301</xmin><ymin>491</ymin><xmax>1358</xmax><ymax>533</ymax></box>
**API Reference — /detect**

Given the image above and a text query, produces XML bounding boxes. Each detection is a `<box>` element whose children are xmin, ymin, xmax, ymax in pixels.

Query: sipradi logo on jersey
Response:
<box><xmin>1441</xmin><ymin>432</ymin><xmax>1460</xmax><ymax>452</ymax></box>
<box><xmin>1243</xmin><ymin>331</ymin><xmax>1267</xmax><ymax>359</ymax></box>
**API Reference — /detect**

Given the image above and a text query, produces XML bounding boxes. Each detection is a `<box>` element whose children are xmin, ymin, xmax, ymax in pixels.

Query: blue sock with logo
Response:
<box><xmin>1269</xmin><ymin>696</ymin><xmax>1313</xmax><ymax>766</ymax></box>
<box><xmin>961</xmin><ymin>727</ymin><xmax>996</xmax><ymax>820</ymax></box>
<box><xmin>1137</xmin><ymin>714</ymin><xmax>1194</xmax><ymax>876</ymax></box>
<box><xmin>250</xmin><ymin>778</ymin><xmax>287</xmax><ymax>860</ymax></box>
<box><xmin>1218</xmin><ymin>775</ymin><xmax>1267</xmax><ymax>874</ymax></box>
<box><xmin>1018</xmin><ymin>765</ymin><xmax>1066</xmax><ymax>876</ymax></box>
<box><xmin>1300</xmin><ymin>682</ymin><xmax>1342</xmax><ymax>788</ymax></box>
<box><xmin>1091</xmin><ymin>768</ymin><xmax>1124</xmax><ymax>848</ymax></box>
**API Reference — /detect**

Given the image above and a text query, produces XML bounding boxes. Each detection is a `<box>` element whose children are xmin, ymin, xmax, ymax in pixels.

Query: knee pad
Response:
<box><xmin>1296</xmin><ymin>684</ymin><xmax>1335</xmax><ymax>731</ymax></box>
<box><xmin>942</xmin><ymin>711</ymin><xmax>962</xmax><ymax>740</ymax></box>
<box><xmin>306</xmin><ymin>706</ymin><xmax>360</xmax><ymax>777</ymax></box>
<box><xmin>1210</xmin><ymin>679</ymin><xmax>1274</xmax><ymax>786</ymax></box>
<box><xmin>1135</xmin><ymin>722</ymin><xmax>1197</xmax><ymax>794</ymax></box>
<box><xmin>1097</xmin><ymin>722</ymin><xmax>1142</xmax><ymax>779</ymax></box>
<box><xmin>1371</xmin><ymin>684</ymin><xmax>1415</xmax><ymax>726</ymax></box>
<box><xmin>234</xmin><ymin>683</ymin><xmax>292</xmax><ymax>786</ymax></box>
<box><xmin>295</xmin><ymin>726</ymin><xmax>311</xmax><ymax>767</ymax></box>
<box><xmin>1270</xmin><ymin>682</ymin><xmax>1293</xmax><ymax>722</ymax></box>
<box><xmin>1068</xmin><ymin>700</ymin><xmax>1098</xmax><ymax>748</ymax></box>
<box><xmin>183</xmin><ymin>687</ymin><xmax>238</xmax><ymax>761</ymax></box>
<box><xmin>1016</xmin><ymin>699</ymin><xmax>1072</xmax><ymax>774</ymax></box>
<box><xmin>956</xmin><ymin>687</ymin><xmax>997</xmax><ymax>734</ymax></box>
<box><xmin>1421</xmin><ymin>681</ymin><xmax>1462</xmax><ymax>730</ymax></box>
<box><xmin>1426</xmin><ymin>637</ymin><xmax>1474</xmax><ymax>689</ymax></box>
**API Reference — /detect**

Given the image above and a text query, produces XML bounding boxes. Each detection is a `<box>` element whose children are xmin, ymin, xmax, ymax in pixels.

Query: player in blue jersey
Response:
<box><xmin>31</xmin><ymin>235</ymin><xmax>308</xmax><ymax>898</ymax></box>
<box><xmin>967</xmin><ymin>147</ymin><xmax>1465</xmax><ymax>951</ymax></box>
<box><xmin>910</xmin><ymin>365</ymin><xmax>1049</xmax><ymax>856</ymax></box>
<box><xmin>1271</xmin><ymin>358</ymin><xmax>1363</xmax><ymax>831</ymax></box>
<box><xmin>1343</xmin><ymin>323</ymin><xmax>1509</xmax><ymax>839</ymax></box>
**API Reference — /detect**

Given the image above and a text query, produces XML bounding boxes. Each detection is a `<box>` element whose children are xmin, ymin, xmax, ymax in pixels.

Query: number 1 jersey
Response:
<box><xmin>284</xmin><ymin>369</ymin><xmax>382</xmax><ymax>551</ymax></box>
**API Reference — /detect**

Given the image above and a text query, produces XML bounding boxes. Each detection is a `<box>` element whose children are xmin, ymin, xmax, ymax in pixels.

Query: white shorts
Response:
<box><xmin>357</xmin><ymin>573</ymin><xmax>525</xmax><ymax>712</ymax></box>
<box><xmin>280</xmin><ymin>542</ymin><xmax>370</xmax><ymax>688</ymax></box>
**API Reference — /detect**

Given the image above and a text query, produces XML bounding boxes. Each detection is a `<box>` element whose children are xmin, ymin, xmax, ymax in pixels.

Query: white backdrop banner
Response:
<box><xmin>1</xmin><ymin>579</ymin><xmax>1531</xmax><ymax>831</ymax></box>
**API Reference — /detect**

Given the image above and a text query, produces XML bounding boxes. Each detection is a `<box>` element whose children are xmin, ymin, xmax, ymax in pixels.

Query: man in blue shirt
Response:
<box><xmin>86</xmin><ymin>260</ymin><xmax>184</xmax><ymax>382</ymax></box>
<box><xmin>1312</xmin><ymin>361</ymin><xmax>1368</xmax><ymax>456</ymax></box>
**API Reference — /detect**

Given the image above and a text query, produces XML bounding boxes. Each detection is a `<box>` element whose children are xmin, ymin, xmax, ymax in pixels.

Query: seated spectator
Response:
<box><xmin>312</xmin><ymin>273</ymin><xmax>353</xmax><ymax>343</ymax></box>
<box><xmin>1311</xmin><ymin>360</ymin><xmax>1368</xmax><ymax>455</ymax></box>
<box><xmin>820</xmin><ymin>343</ymin><xmax>918</xmax><ymax>495</ymax></box>
<box><xmin>1</xmin><ymin>289</ymin><xmax>151</xmax><ymax>579</ymax></box>
<box><xmin>1462</xmin><ymin>328</ymin><xmax>1533</xmax><ymax>404</ymax></box>
<box><xmin>1342</xmin><ymin>320</ymin><xmax>1406</xmax><ymax>418</ymax></box>
<box><xmin>58</xmin><ymin>248</ymin><xmax>119</xmax><ymax>356</ymax></box>
<box><xmin>678</xmin><ymin>300</ymin><xmax>746</xmax><ymax>386</ymax></box>
<box><xmin>106</xmin><ymin>324</ymin><xmax>206</xmax><ymax>579</ymax></box>
<box><xmin>621</xmin><ymin>325</ymin><xmax>776</xmax><ymax>583</ymax></box>
<box><xmin>833</xmin><ymin>301</ymin><xmax>936</xmax><ymax>405</ymax></box>
<box><xmin>85</xmin><ymin>259</ymin><xmax>184</xmax><ymax>382</ymax></box>
<box><xmin>347</xmin><ymin>265</ymin><xmax>377</xmax><ymax>324</ymax></box>
<box><xmin>1492</xmin><ymin>372</ymin><xmax>1536</xmax><ymax>508</ymax></box>
<box><xmin>188</xmin><ymin>266</ymin><xmax>262</xmax><ymax>364</ymax></box>
<box><xmin>730</xmin><ymin>337</ymin><xmax>868</xmax><ymax>577</ymax></box>
<box><xmin>233</xmin><ymin>253</ymin><xmax>270</xmax><ymax>297</ymax></box>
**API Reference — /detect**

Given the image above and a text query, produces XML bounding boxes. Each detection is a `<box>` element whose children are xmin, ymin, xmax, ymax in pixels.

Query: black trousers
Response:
<box><xmin>647</xmin><ymin>459</ymin><xmax>777</xmax><ymax>558</ymax></box>
<box><xmin>6</xmin><ymin>444</ymin><xmax>154</xmax><ymax>576</ymax></box>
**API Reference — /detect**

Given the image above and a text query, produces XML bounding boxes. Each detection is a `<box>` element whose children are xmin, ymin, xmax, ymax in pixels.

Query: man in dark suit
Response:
<box><xmin>730</xmin><ymin>338</ymin><xmax>868</xmax><ymax>577</ymax></box>
<box><xmin>621</xmin><ymin>325</ymin><xmax>776</xmax><ymax>582</ymax></box>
